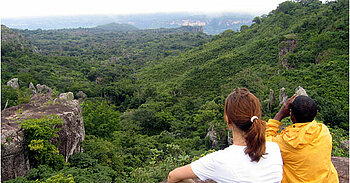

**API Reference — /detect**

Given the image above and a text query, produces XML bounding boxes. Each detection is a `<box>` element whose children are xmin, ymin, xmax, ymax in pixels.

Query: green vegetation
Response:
<box><xmin>2</xmin><ymin>0</ymin><xmax>348</xmax><ymax>182</ymax></box>
<box><xmin>20</xmin><ymin>115</ymin><xmax>65</xmax><ymax>170</ymax></box>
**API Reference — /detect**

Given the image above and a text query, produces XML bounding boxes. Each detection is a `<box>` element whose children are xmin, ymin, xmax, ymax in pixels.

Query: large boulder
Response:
<box><xmin>332</xmin><ymin>157</ymin><xmax>349</xmax><ymax>183</ymax></box>
<box><xmin>1</xmin><ymin>87</ymin><xmax>85</xmax><ymax>181</ymax></box>
<box><xmin>1</xmin><ymin>122</ymin><xmax>30</xmax><ymax>180</ymax></box>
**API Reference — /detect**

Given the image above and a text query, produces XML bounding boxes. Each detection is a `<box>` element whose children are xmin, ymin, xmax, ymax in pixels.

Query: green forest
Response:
<box><xmin>1</xmin><ymin>0</ymin><xmax>349</xmax><ymax>182</ymax></box>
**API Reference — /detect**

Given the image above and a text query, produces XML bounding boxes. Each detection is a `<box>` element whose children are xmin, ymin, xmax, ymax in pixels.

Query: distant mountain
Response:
<box><xmin>93</xmin><ymin>23</ymin><xmax>139</xmax><ymax>31</ymax></box>
<box><xmin>2</xmin><ymin>13</ymin><xmax>254</xmax><ymax>34</ymax></box>
<box><xmin>1</xmin><ymin>25</ymin><xmax>39</xmax><ymax>54</ymax></box>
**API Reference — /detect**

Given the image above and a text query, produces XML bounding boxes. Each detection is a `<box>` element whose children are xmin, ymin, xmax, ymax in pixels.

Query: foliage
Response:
<box><xmin>5</xmin><ymin>163</ymin><xmax>119</xmax><ymax>183</ymax></box>
<box><xmin>68</xmin><ymin>152</ymin><xmax>98</xmax><ymax>169</ymax></box>
<box><xmin>1</xmin><ymin>84</ymin><xmax>17</xmax><ymax>109</ymax></box>
<box><xmin>41</xmin><ymin>173</ymin><xmax>75</xmax><ymax>183</ymax></box>
<box><xmin>128</xmin><ymin>144</ymin><xmax>192</xmax><ymax>183</ymax></box>
<box><xmin>20</xmin><ymin>115</ymin><xmax>65</xmax><ymax>170</ymax></box>
<box><xmin>81</xmin><ymin>99</ymin><xmax>121</xmax><ymax>138</ymax></box>
<box><xmin>1</xmin><ymin>83</ymin><xmax>32</xmax><ymax>110</ymax></box>
<box><xmin>329</xmin><ymin>125</ymin><xmax>349</xmax><ymax>157</ymax></box>
<box><xmin>4</xmin><ymin>177</ymin><xmax>35</xmax><ymax>183</ymax></box>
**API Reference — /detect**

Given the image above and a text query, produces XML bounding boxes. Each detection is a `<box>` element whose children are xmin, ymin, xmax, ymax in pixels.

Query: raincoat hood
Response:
<box><xmin>280</xmin><ymin>120</ymin><xmax>324</xmax><ymax>149</ymax></box>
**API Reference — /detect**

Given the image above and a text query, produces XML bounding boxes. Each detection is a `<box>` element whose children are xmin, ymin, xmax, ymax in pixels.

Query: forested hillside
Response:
<box><xmin>1</xmin><ymin>0</ymin><xmax>348</xmax><ymax>182</ymax></box>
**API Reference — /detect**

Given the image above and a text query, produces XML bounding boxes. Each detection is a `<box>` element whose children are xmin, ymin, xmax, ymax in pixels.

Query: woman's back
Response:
<box><xmin>191</xmin><ymin>142</ymin><xmax>283</xmax><ymax>183</ymax></box>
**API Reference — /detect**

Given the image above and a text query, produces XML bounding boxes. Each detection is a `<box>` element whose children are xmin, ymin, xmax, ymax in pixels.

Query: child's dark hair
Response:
<box><xmin>290</xmin><ymin>95</ymin><xmax>317</xmax><ymax>123</ymax></box>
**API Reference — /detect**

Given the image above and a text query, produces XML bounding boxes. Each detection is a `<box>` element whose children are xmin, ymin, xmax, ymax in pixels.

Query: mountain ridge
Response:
<box><xmin>1</xmin><ymin>13</ymin><xmax>254</xmax><ymax>34</ymax></box>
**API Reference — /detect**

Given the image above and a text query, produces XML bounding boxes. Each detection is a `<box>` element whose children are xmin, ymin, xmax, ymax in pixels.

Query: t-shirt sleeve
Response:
<box><xmin>190</xmin><ymin>152</ymin><xmax>216</xmax><ymax>181</ymax></box>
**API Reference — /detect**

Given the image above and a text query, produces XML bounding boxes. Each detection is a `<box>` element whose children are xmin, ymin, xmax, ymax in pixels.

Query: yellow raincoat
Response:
<box><xmin>266</xmin><ymin>119</ymin><xmax>339</xmax><ymax>183</ymax></box>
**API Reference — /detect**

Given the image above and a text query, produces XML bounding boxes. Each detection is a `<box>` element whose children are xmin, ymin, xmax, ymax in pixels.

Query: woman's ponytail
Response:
<box><xmin>224</xmin><ymin>88</ymin><xmax>267</xmax><ymax>162</ymax></box>
<box><xmin>244</xmin><ymin>118</ymin><xmax>266</xmax><ymax>162</ymax></box>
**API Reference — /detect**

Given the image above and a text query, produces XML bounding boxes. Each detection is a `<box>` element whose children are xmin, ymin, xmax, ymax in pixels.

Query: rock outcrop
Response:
<box><xmin>76</xmin><ymin>91</ymin><xmax>87</xmax><ymax>100</ymax></box>
<box><xmin>7</xmin><ymin>78</ymin><xmax>19</xmax><ymax>89</ymax></box>
<box><xmin>206</xmin><ymin>127</ymin><xmax>218</xmax><ymax>148</ymax></box>
<box><xmin>1</xmin><ymin>123</ymin><xmax>30</xmax><ymax>181</ymax></box>
<box><xmin>29</xmin><ymin>82</ymin><xmax>36</xmax><ymax>94</ymax></box>
<box><xmin>268</xmin><ymin>89</ymin><xmax>276</xmax><ymax>111</ymax></box>
<box><xmin>279</xmin><ymin>87</ymin><xmax>288</xmax><ymax>105</ymax></box>
<box><xmin>268</xmin><ymin>86</ymin><xmax>307</xmax><ymax>107</ymax></box>
<box><xmin>295</xmin><ymin>86</ymin><xmax>308</xmax><ymax>96</ymax></box>
<box><xmin>1</xmin><ymin>25</ymin><xmax>40</xmax><ymax>53</ymax></box>
<box><xmin>1</xmin><ymin>84</ymin><xmax>85</xmax><ymax>181</ymax></box>
<box><xmin>332</xmin><ymin>156</ymin><xmax>349</xmax><ymax>183</ymax></box>
<box><xmin>278</xmin><ymin>34</ymin><xmax>297</xmax><ymax>70</ymax></box>
<box><xmin>227</xmin><ymin>131</ymin><xmax>233</xmax><ymax>145</ymax></box>
<box><xmin>36</xmin><ymin>84</ymin><xmax>53</xmax><ymax>94</ymax></box>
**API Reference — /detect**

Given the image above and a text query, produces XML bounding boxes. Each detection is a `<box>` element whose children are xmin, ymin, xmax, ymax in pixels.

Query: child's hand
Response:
<box><xmin>274</xmin><ymin>94</ymin><xmax>296</xmax><ymax>121</ymax></box>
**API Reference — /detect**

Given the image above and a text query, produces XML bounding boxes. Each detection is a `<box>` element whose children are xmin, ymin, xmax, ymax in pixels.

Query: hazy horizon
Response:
<box><xmin>1</xmin><ymin>0</ymin><xmax>287</xmax><ymax>19</ymax></box>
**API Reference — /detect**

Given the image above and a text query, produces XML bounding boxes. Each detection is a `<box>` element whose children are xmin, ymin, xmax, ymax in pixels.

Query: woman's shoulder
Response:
<box><xmin>204</xmin><ymin>142</ymin><xmax>281</xmax><ymax>160</ymax></box>
<box><xmin>211</xmin><ymin>145</ymin><xmax>247</xmax><ymax>159</ymax></box>
<box><xmin>265</xmin><ymin>142</ymin><xmax>282</xmax><ymax>160</ymax></box>
<box><xmin>266</xmin><ymin>141</ymin><xmax>280</xmax><ymax>150</ymax></box>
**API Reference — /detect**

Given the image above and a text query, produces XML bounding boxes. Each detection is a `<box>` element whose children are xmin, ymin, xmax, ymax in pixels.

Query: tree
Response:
<box><xmin>240</xmin><ymin>25</ymin><xmax>249</xmax><ymax>32</ymax></box>
<box><xmin>20</xmin><ymin>115</ymin><xmax>65</xmax><ymax>170</ymax></box>
<box><xmin>253</xmin><ymin>16</ymin><xmax>261</xmax><ymax>24</ymax></box>
<box><xmin>82</xmin><ymin>100</ymin><xmax>121</xmax><ymax>138</ymax></box>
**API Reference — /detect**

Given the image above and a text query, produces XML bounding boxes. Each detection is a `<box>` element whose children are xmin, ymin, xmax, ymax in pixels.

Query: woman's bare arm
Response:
<box><xmin>167</xmin><ymin>164</ymin><xmax>198</xmax><ymax>183</ymax></box>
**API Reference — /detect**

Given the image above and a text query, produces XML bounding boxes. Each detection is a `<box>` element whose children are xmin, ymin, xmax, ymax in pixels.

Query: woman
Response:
<box><xmin>168</xmin><ymin>88</ymin><xmax>283</xmax><ymax>183</ymax></box>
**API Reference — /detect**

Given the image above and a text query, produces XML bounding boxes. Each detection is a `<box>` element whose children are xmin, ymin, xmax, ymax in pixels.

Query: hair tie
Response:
<box><xmin>251</xmin><ymin>116</ymin><xmax>259</xmax><ymax>123</ymax></box>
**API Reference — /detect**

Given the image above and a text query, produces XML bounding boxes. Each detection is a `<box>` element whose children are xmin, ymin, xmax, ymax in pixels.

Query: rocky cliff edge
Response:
<box><xmin>1</xmin><ymin>84</ymin><xmax>85</xmax><ymax>181</ymax></box>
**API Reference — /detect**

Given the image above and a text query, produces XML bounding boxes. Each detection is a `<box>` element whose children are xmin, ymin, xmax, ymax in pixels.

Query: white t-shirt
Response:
<box><xmin>191</xmin><ymin>142</ymin><xmax>283</xmax><ymax>183</ymax></box>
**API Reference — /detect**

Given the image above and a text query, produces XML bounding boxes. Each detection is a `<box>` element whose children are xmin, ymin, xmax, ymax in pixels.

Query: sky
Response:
<box><xmin>1</xmin><ymin>0</ymin><xmax>288</xmax><ymax>19</ymax></box>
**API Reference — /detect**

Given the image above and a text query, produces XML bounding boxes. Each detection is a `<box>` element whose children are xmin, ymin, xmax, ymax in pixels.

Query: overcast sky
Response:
<box><xmin>2</xmin><ymin>0</ymin><xmax>288</xmax><ymax>18</ymax></box>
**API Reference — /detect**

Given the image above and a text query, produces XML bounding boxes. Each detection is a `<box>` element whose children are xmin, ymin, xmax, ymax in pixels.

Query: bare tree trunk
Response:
<box><xmin>3</xmin><ymin>99</ymin><xmax>9</xmax><ymax>110</ymax></box>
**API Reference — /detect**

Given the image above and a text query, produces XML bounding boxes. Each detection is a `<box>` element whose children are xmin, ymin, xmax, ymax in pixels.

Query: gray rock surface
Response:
<box><xmin>332</xmin><ymin>156</ymin><xmax>349</xmax><ymax>183</ymax></box>
<box><xmin>278</xmin><ymin>38</ymin><xmax>297</xmax><ymax>70</ymax></box>
<box><xmin>1</xmin><ymin>123</ymin><xmax>30</xmax><ymax>180</ymax></box>
<box><xmin>1</xmin><ymin>87</ymin><xmax>85</xmax><ymax>181</ymax></box>
<box><xmin>206</xmin><ymin>127</ymin><xmax>217</xmax><ymax>148</ymax></box>
<box><xmin>7</xmin><ymin>78</ymin><xmax>19</xmax><ymax>89</ymax></box>
<box><xmin>76</xmin><ymin>91</ymin><xmax>87</xmax><ymax>99</ymax></box>
<box><xmin>36</xmin><ymin>84</ymin><xmax>53</xmax><ymax>94</ymax></box>
<box><xmin>227</xmin><ymin>131</ymin><xmax>233</xmax><ymax>145</ymax></box>
<box><xmin>295</xmin><ymin>86</ymin><xmax>308</xmax><ymax>96</ymax></box>
<box><xmin>279</xmin><ymin>87</ymin><xmax>288</xmax><ymax>105</ymax></box>
<box><xmin>29</xmin><ymin>82</ymin><xmax>37</xmax><ymax>94</ymax></box>
<box><xmin>268</xmin><ymin>89</ymin><xmax>275</xmax><ymax>111</ymax></box>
